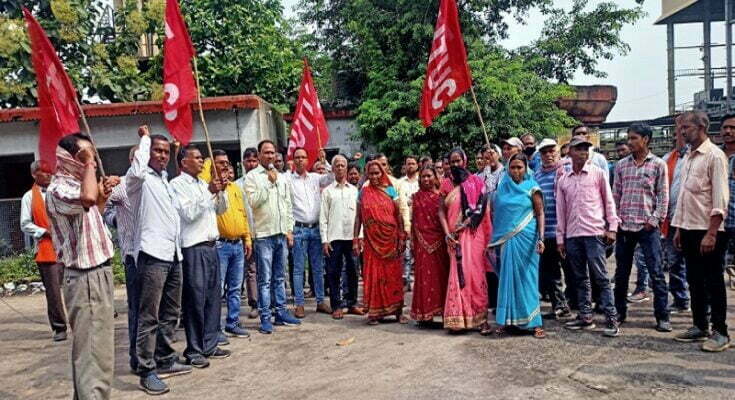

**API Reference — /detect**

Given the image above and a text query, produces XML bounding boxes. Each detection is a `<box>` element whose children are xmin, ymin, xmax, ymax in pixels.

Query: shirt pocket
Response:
<box><xmin>683</xmin><ymin>164</ymin><xmax>707</xmax><ymax>194</ymax></box>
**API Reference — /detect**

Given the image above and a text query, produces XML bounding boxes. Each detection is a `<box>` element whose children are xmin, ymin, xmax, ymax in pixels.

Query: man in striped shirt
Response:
<box><xmin>612</xmin><ymin>123</ymin><xmax>671</xmax><ymax>333</ymax></box>
<box><xmin>534</xmin><ymin>138</ymin><xmax>571</xmax><ymax>319</ymax></box>
<box><xmin>47</xmin><ymin>133</ymin><xmax>119</xmax><ymax>400</ymax></box>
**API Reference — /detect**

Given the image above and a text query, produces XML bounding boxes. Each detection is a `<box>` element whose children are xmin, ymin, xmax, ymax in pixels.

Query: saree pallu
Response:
<box><xmin>443</xmin><ymin>188</ymin><xmax>491</xmax><ymax>330</ymax></box>
<box><xmin>361</xmin><ymin>185</ymin><xmax>404</xmax><ymax>318</ymax></box>
<box><xmin>491</xmin><ymin>173</ymin><xmax>542</xmax><ymax>329</ymax></box>
<box><xmin>410</xmin><ymin>191</ymin><xmax>449</xmax><ymax>321</ymax></box>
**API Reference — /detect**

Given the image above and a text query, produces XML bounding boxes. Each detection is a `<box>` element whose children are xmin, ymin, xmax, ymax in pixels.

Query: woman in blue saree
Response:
<box><xmin>489</xmin><ymin>153</ymin><xmax>547</xmax><ymax>339</ymax></box>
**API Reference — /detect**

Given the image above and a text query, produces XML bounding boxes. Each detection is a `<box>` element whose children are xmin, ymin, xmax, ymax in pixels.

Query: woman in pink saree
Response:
<box><xmin>439</xmin><ymin>148</ymin><xmax>492</xmax><ymax>332</ymax></box>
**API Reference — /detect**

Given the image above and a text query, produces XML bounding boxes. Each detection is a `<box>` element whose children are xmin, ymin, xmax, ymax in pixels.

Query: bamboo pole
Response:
<box><xmin>74</xmin><ymin>97</ymin><xmax>107</xmax><ymax>177</ymax></box>
<box><xmin>192</xmin><ymin>57</ymin><xmax>215</xmax><ymax>162</ymax></box>
<box><xmin>469</xmin><ymin>85</ymin><xmax>491</xmax><ymax>149</ymax></box>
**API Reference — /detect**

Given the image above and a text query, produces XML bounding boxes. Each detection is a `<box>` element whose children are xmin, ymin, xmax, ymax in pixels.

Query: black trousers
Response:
<box><xmin>680</xmin><ymin>229</ymin><xmax>729</xmax><ymax>337</ymax></box>
<box><xmin>325</xmin><ymin>240</ymin><xmax>358</xmax><ymax>310</ymax></box>
<box><xmin>135</xmin><ymin>252</ymin><xmax>182</xmax><ymax>375</ymax></box>
<box><xmin>38</xmin><ymin>262</ymin><xmax>67</xmax><ymax>333</ymax></box>
<box><xmin>540</xmin><ymin>239</ymin><xmax>569</xmax><ymax>311</ymax></box>
<box><xmin>182</xmin><ymin>243</ymin><xmax>221</xmax><ymax>359</ymax></box>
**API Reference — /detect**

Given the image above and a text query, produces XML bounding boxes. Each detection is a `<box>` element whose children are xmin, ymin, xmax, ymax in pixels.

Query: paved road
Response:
<box><xmin>1</xmin><ymin>276</ymin><xmax>734</xmax><ymax>399</ymax></box>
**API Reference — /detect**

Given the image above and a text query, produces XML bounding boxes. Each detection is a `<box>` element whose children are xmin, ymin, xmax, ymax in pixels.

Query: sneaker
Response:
<box><xmin>274</xmin><ymin>311</ymin><xmax>302</xmax><ymax>326</ymax></box>
<box><xmin>186</xmin><ymin>356</ymin><xmax>210</xmax><ymax>369</ymax></box>
<box><xmin>208</xmin><ymin>347</ymin><xmax>231</xmax><ymax>359</ymax></box>
<box><xmin>701</xmin><ymin>332</ymin><xmax>731</xmax><ymax>352</ymax></box>
<box><xmin>655</xmin><ymin>320</ymin><xmax>673</xmax><ymax>333</ymax></box>
<box><xmin>627</xmin><ymin>291</ymin><xmax>650</xmax><ymax>303</ymax></box>
<box><xmin>225</xmin><ymin>324</ymin><xmax>251</xmax><ymax>338</ymax></box>
<box><xmin>603</xmin><ymin>321</ymin><xmax>620</xmax><ymax>337</ymax></box>
<box><xmin>139</xmin><ymin>373</ymin><xmax>169</xmax><ymax>395</ymax></box>
<box><xmin>52</xmin><ymin>330</ymin><xmax>67</xmax><ymax>342</ymax></box>
<box><xmin>670</xmin><ymin>304</ymin><xmax>691</xmax><ymax>314</ymax></box>
<box><xmin>564</xmin><ymin>317</ymin><xmax>596</xmax><ymax>331</ymax></box>
<box><xmin>674</xmin><ymin>326</ymin><xmax>710</xmax><ymax>343</ymax></box>
<box><xmin>248</xmin><ymin>308</ymin><xmax>259</xmax><ymax>319</ymax></box>
<box><xmin>157</xmin><ymin>361</ymin><xmax>193</xmax><ymax>379</ymax></box>
<box><xmin>259</xmin><ymin>316</ymin><xmax>273</xmax><ymax>334</ymax></box>
<box><xmin>217</xmin><ymin>332</ymin><xmax>230</xmax><ymax>346</ymax></box>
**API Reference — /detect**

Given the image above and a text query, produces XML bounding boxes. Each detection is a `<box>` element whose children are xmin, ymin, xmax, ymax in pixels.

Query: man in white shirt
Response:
<box><xmin>320</xmin><ymin>155</ymin><xmax>365</xmax><ymax>320</ymax></box>
<box><xmin>171</xmin><ymin>144</ymin><xmax>230</xmax><ymax>367</ymax></box>
<box><xmin>20</xmin><ymin>160</ymin><xmax>67</xmax><ymax>342</ymax></box>
<box><xmin>289</xmin><ymin>147</ymin><xmax>334</xmax><ymax>318</ymax></box>
<box><xmin>398</xmin><ymin>156</ymin><xmax>420</xmax><ymax>291</ymax></box>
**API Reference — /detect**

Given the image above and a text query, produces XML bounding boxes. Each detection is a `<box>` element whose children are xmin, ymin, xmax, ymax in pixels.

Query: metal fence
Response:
<box><xmin>0</xmin><ymin>198</ymin><xmax>25</xmax><ymax>256</ymax></box>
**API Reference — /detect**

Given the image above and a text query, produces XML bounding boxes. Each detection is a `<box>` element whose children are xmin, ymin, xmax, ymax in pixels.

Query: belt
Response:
<box><xmin>193</xmin><ymin>241</ymin><xmax>216</xmax><ymax>248</ymax></box>
<box><xmin>295</xmin><ymin>221</ymin><xmax>318</xmax><ymax>229</ymax></box>
<box><xmin>218</xmin><ymin>238</ymin><xmax>242</xmax><ymax>244</ymax></box>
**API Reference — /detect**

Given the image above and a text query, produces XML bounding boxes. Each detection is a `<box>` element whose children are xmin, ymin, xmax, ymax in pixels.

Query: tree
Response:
<box><xmin>0</xmin><ymin>0</ymin><xmax>306</xmax><ymax>109</ymax></box>
<box><xmin>296</xmin><ymin>0</ymin><xmax>644</xmax><ymax>160</ymax></box>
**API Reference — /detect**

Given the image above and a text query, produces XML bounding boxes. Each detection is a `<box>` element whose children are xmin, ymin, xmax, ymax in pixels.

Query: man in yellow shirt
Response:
<box><xmin>201</xmin><ymin>151</ymin><xmax>253</xmax><ymax>338</ymax></box>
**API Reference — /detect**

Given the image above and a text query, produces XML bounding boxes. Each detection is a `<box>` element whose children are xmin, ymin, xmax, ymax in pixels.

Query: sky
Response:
<box><xmin>282</xmin><ymin>0</ymin><xmax>725</xmax><ymax>123</ymax></box>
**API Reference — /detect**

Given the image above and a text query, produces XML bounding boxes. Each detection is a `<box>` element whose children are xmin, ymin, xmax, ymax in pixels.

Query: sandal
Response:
<box><xmin>367</xmin><ymin>319</ymin><xmax>379</xmax><ymax>325</ymax></box>
<box><xmin>533</xmin><ymin>327</ymin><xmax>547</xmax><ymax>339</ymax></box>
<box><xmin>397</xmin><ymin>314</ymin><xmax>409</xmax><ymax>324</ymax></box>
<box><xmin>479</xmin><ymin>322</ymin><xmax>493</xmax><ymax>336</ymax></box>
<box><xmin>494</xmin><ymin>326</ymin><xmax>508</xmax><ymax>337</ymax></box>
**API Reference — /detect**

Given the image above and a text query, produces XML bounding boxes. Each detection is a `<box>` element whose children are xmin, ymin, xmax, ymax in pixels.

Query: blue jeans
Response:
<box><xmin>633</xmin><ymin>246</ymin><xmax>651</xmax><ymax>294</ymax></box>
<box><xmin>566</xmin><ymin>236</ymin><xmax>617</xmax><ymax>322</ymax></box>
<box><xmin>663</xmin><ymin>229</ymin><xmax>689</xmax><ymax>308</ymax></box>
<box><xmin>614</xmin><ymin>229</ymin><xmax>670</xmax><ymax>322</ymax></box>
<box><xmin>217</xmin><ymin>240</ymin><xmax>245</xmax><ymax>330</ymax></box>
<box><xmin>254</xmin><ymin>235</ymin><xmax>288</xmax><ymax>318</ymax></box>
<box><xmin>293</xmin><ymin>226</ymin><xmax>325</xmax><ymax>305</ymax></box>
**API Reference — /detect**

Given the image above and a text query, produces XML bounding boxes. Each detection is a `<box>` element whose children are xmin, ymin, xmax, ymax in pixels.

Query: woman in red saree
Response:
<box><xmin>439</xmin><ymin>148</ymin><xmax>492</xmax><ymax>332</ymax></box>
<box><xmin>410</xmin><ymin>167</ymin><xmax>450</xmax><ymax>324</ymax></box>
<box><xmin>353</xmin><ymin>161</ymin><xmax>408</xmax><ymax>324</ymax></box>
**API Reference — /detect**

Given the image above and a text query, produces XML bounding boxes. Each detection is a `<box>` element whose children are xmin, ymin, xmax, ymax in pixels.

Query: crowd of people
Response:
<box><xmin>19</xmin><ymin>110</ymin><xmax>733</xmax><ymax>398</ymax></box>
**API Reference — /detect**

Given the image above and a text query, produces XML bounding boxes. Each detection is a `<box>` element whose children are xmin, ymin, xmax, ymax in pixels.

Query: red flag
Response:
<box><xmin>163</xmin><ymin>0</ymin><xmax>196</xmax><ymax>145</ymax></box>
<box><xmin>287</xmin><ymin>59</ymin><xmax>330</xmax><ymax>171</ymax></box>
<box><xmin>23</xmin><ymin>7</ymin><xmax>80</xmax><ymax>170</ymax></box>
<box><xmin>419</xmin><ymin>0</ymin><xmax>473</xmax><ymax>128</ymax></box>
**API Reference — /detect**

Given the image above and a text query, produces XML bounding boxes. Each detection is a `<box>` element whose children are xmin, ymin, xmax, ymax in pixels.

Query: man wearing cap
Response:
<box><xmin>534</xmin><ymin>138</ymin><xmax>571</xmax><ymax>319</ymax></box>
<box><xmin>501</xmin><ymin>137</ymin><xmax>523</xmax><ymax>165</ymax></box>
<box><xmin>556</xmin><ymin>137</ymin><xmax>620</xmax><ymax>337</ymax></box>
<box><xmin>570</xmin><ymin>125</ymin><xmax>610</xmax><ymax>182</ymax></box>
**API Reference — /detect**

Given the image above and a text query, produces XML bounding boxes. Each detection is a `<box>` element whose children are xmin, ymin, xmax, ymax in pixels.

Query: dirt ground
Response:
<box><xmin>1</xmin><ymin>268</ymin><xmax>734</xmax><ymax>400</ymax></box>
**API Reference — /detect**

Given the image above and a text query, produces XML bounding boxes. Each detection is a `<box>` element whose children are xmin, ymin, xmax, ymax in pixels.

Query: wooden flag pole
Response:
<box><xmin>74</xmin><ymin>97</ymin><xmax>107</xmax><ymax>178</ymax></box>
<box><xmin>469</xmin><ymin>85</ymin><xmax>491</xmax><ymax>149</ymax></box>
<box><xmin>192</xmin><ymin>57</ymin><xmax>215</xmax><ymax>163</ymax></box>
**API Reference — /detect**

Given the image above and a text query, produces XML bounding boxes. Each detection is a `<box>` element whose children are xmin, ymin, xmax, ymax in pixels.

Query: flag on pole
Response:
<box><xmin>163</xmin><ymin>0</ymin><xmax>196</xmax><ymax>145</ymax></box>
<box><xmin>419</xmin><ymin>0</ymin><xmax>472</xmax><ymax>128</ymax></box>
<box><xmin>287</xmin><ymin>59</ymin><xmax>330</xmax><ymax>171</ymax></box>
<box><xmin>22</xmin><ymin>7</ymin><xmax>80</xmax><ymax>170</ymax></box>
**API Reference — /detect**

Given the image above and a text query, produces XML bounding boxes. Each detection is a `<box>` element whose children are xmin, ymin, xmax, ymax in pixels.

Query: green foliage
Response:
<box><xmin>0</xmin><ymin>251</ymin><xmax>37</xmax><ymax>284</ymax></box>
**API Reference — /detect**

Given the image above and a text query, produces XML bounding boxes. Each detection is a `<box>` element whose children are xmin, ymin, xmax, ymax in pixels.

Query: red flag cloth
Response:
<box><xmin>419</xmin><ymin>0</ymin><xmax>473</xmax><ymax>128</ymax></box>
<box><xmin>287</xmin><ymin>59</ymin><xmax>330</xmax><ymax>171</ymax></box>
<box><xmin>23</xmin><ymin>7</ymin><xmax>80</xmax><ymax>171</ymax></box>
<box><xmin>163</xmin><ymin>0</ymin><xmax>196</xmax><ymax>145</ymax></box>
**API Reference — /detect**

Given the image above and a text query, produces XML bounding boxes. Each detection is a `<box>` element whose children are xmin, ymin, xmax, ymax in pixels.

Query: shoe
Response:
<box><xmin>259</xmin><ymin>316</ymin><xmax>273</xmax><ymax>334</ymax></box>
<box><xmin>674</xmin><ymin>326</ymin><xmax>710</xmax><ymax>343</ymax></box>
<box><xmin>670</xmin><ymin>304</ymin><xmax>691</xmax><ymax>314</ymax></box>
<box><xmin>225</xmin><ymin>324</ymin><xmax>251</xmax><ymax>338</ymax></box>
<box><xmin>186</xmin><ymin>356</ymin><xmax>210</xmax><ymax>369</ymax></box>
<box><xmin>139</xmin><ymin>373</ymin><xmax>169</xmax><ymax>395</ymax></box>
<box><xmin>157</xmin><ymin>361</ymin><xmax>193</xmax><ymax>379</ymax></box>
<box><xmin>564</xmin><ymin>317</ymin><xmax>596</xmax><ymax>331</ymax></box>
<box><xmin>316</xmin><ymin>303</ymin><xmax>332</xmax><ymax>314</ymax></box>
<box><xmin>655</xmin><ymin>320</ymin><xmax>673</xmax><ymax>333</ymax></box>
<box><xmin>217</xmin><ymin>332</ymin><xmax>230</xmax><ymax>346</ymax></box>
<box><xmin>332</xmin><ymin>309</ymin><xmax>344</xmax><ymax>320</ymax></box>
<box><xmin>52</xmin><ymin>330</ymin><xmax>67</xmax><ymax>342</ymax></box>
<box><xmin>627</xmin><ymin>291</ymin><xmax>650</xmax><ymax>303</ymax></box>
<box><xmin>274</xmin><ymin>311</ymin><xmax>302</xmax><ymax>326</ymax></box>
<box><xmin>542</xmin><ymin>308</ymin><xmax>571</xmax><ymax>320</ymax></box>
<box><xmin>701</xmin><ymin>332</ymin><xmax>731</xmax><ymax>352</ymax></box>
<box><xmin>603</xmin><ymin>321</ymin><xmax>620</xmax><ymax>337</ymax></box>
<box><xmin>294</xmin><ymin>305</ymin><xmax>305</xmax><ymax>318</ymax></box>
<box><xmin>347</xmin><ymin>306</ymin><xmax>365</xmax><ymax>316</ymax></box>
<box><xmin>248</xmin><ymin>308</ymin><xmax>259</xmax><ymax>319</ymax></box>
<box><xmin>208</xmin><ymin>347</ymin><xmax>231</xmax><ymax>359</ymax></box>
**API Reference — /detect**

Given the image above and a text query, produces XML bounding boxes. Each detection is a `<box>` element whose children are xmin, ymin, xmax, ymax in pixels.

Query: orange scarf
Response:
<box><xmin>31</xmin><ymin>184</ymin><xmax>56</xmax><ymax>263</ymax></box>
<box><xmin>661</xmin><ymin>150</ymin><xmax>680</xmax><ymax>237</ymax></box>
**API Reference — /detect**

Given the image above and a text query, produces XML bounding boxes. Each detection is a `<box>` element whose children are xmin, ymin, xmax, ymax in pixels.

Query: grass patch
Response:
<box><xmin>0</xmin><ymin>250</ymin><xmax>126</xmax><ymax>285</ymax></box>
